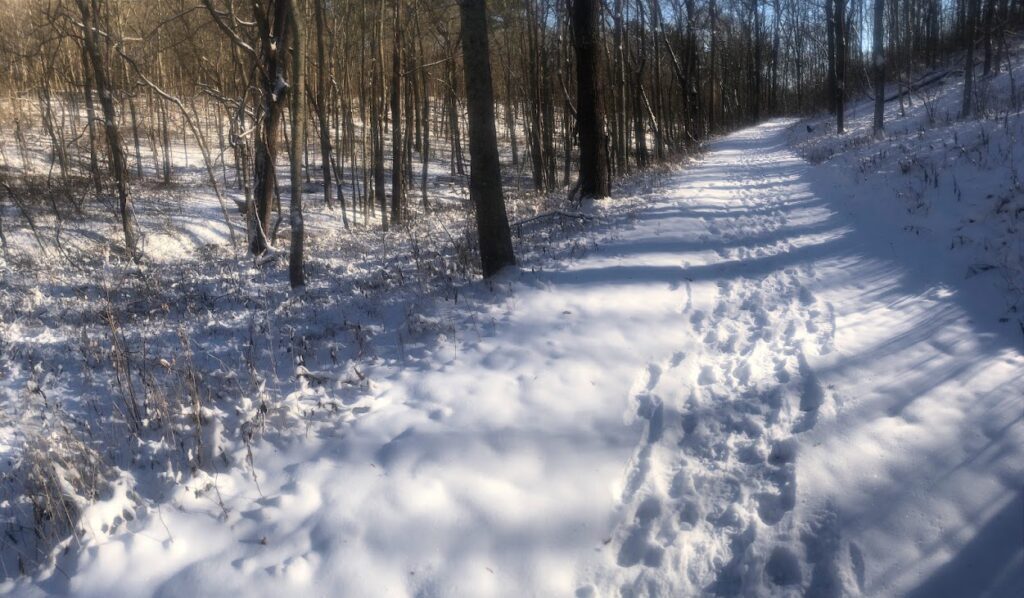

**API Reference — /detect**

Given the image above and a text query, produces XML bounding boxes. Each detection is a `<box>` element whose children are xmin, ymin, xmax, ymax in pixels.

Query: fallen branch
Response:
<box><xmin>513</xmin><ymin>209</ymin><xmax>594</xmax><ymax>229</ymax></box>
<box><xmin>884</xmin><ymin>69</ymin><xmax>956</xmax><ymax>103</ymax></box>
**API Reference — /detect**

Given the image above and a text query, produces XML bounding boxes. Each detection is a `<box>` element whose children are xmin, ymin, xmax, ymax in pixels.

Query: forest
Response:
<box><xmin>0</xmin><ymin>0</ymin><xmax>1021</xmax><ymax>596</ymax></box>
<box><xmin>1</xmin><ymin>0</ymin><xmax>1016</xmax><ymax>281</ymax></box>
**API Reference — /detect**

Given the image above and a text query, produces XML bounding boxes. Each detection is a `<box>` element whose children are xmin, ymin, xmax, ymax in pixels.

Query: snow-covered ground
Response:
<box><xmin>2</xmin><ymin>115</ymin><xmax>1019</xmax><ymax>596</ymax></box>
<box><xmin>3</xmin><ymin>57</ymin><xmax>1024</xmax><ymax>596</ymax></box>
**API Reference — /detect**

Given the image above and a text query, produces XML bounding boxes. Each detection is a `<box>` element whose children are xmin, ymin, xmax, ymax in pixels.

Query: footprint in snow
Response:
<box><xmin>765</xmin><ymin>545</ymin><xmax>803</xmax><ymax>587</ymax></box>
<box><xmin>802</xmin><ymin>503</ymin><xmax>854</xmax><ymax>598</ymax></box>
<box><xmin>798</xmin><ymin>352</ymin><xmax>825</xmax><ymax>412</ymax></box>
<box><xmin>707</xmin><ymin>523</ymin><xmax>757</xmax><ymax>596</ymax></box>
<box><xmin>755</xmin><ymin>466</ymin><xmax>797</xmax><ymax>525</ymax></box>
<box><xmin>616</xmin><ymin>497</ymin><xmax>665</xmax><ymax>568</ymax></box>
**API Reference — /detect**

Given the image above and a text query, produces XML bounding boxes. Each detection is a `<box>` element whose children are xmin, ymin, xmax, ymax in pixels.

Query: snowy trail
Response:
<box><xmin>580</xmin><ymin>122</ymin><xmax>844</xmax><ymax>596</ymax></box>
<box><xmin>577</xmin><ymin>121</ymin><xmax>1022</xmax><ymax>597</ymax></box>
<box><xmin>22</xmin><ymin>121</ymin><xmax>1022</xmax><ymax>597</ymax></box>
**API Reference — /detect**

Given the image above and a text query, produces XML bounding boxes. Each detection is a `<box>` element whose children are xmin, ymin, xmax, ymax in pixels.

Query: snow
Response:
<box><xmin>2</xmin><ymin>68</ymin><xmax>1023</xmax><ymax>596</ymax></box>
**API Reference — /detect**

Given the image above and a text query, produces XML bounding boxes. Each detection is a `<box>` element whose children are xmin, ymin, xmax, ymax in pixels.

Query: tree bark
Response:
<box><xmin>313</xmin><ymin>0</ymin><xmax>334</xmax><ymax>210</ymax></box>
<box><xmin>80</xmin><ymin>44</ymin><xmax>102</xmax><ymax>195</ymax></box>
<box><xmin>76</xmin><ymin>0</ymin><xmax>141</xmax><ymax>260</ymax></box>
<box><xmin>982</xmin><ymin>0</ymin><xmax>997</xmax><ymax>75</ymax></box>
<box><xmin>458</xmin><ymin>0</ymin><xmax>515</xmax><ymax>277</ymax></box>
<box><xmin>288</xmin><ymin>0</ymin><xmax>306</xmax><ymax>288</ymax></box>
<box><xmin>390</xmin><ymin>0</ymin><xmax>404</xmax><ymax>225</ymax></box>
<box><xmin>371</xmin><ymin>0</ymin><xmax>388</xmax><ymax>230</ymax></box>
<box><xmin>962</xmin><ymin>0</ymin><xmax>981</xmax><ymax>118</ymax></box>
<box><xmin>573</xmin><ymin>0</ymin><xmax>610</xmax><ymax>198</ymax></box>
<box><xmin>251</xmin><ymin>0</ymin><xmax>292</xmax><ymax>254</ymax></box>
<box><xmin>873</xmin><ymin>0</ymin><xmax>885</xmax><ymax>137</ymax></box>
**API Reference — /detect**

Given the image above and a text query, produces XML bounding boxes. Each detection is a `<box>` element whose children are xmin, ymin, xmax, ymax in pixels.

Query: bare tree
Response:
<box><xmin>288</xmin><ymin>0</ymin><xmax>306</xmax><ymax>288</ymax></box>
<box><xmin>572</xmin><ymin>0</ymin><xmax>610</xmax><ymax>198</ymax></box>
<box><xmin>312</xmin><ymin>0</ymin><xmax>334</xmax><ymax>211</ymax></box>
<box><xmin>962</xmin><ymin>0</ymin><xmax>981</xmax><ymax>117</ymax></box>
<box><xmin>458</xmin><ymin>0</ymin><xmax>515</xmax><ymax>277</ymax></box>
<box><xmin>249</xmin><ymin>0</ymin><xmax>292</xmax><ymax>254</ymax></box>
<box><xmin>74</xmin><ymin>0</ymin><xmax>141</xmax><ymax>260</ymax></box>
<box><xmin>873</xmin><ymin>0</ymin><xmax>885</xmax><ymax>137</ymax></box>
<box><xmin>390</xmin><ymin>0</ymin><xmax>405</xmax><ymax>225</ymax></box>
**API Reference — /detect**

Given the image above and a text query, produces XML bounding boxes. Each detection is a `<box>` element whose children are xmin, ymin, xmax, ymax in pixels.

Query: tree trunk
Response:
<box><xmin>390</xmin><ymin>0</ymin><xmax>404</xmax><ymax>225</ymax></box>
<box><xmin>826</xmin><ymin>0</ymin><xmax>837</xmax><ymax>115</ymax></box>
<box><xmin>288</xmin><ymin>0</ymin><xmax>306</xmax><ymax>288</ymax></box>
<box><xmin>313</xmin><ymin>0</ymin><xmax>334</xmax><ymax>209</ymax></box>
<box><xmin>76</xmin><ymin>0</ymin><xmax>141</xmax><ymax>260</ymax></box>
<box><xmin>873</xmin><ymin>0</ymin><xmax>885</xmax><ymax>137</ymax></box>
<box><xmin>81</xmin><ymin>44</ymin><xmax>102</xmax><ymax>195</ymax></box>
<box><xmin>421</xmin><ymin>47</ymin><xmax>431</xmax><ymax>210</ymax></box>
<box><xmin>982</xmin><ymin>0</ymin><xmax>997</xmax><ymax>75</ymax></box>
<box><xmin>572</xmin><ymin>0</ymin><xmax>610</xmax><ymax>198</ymax></box>
<box><xmin>251</xmin><ymin>1</ymin><xmax>291</xmax><ymax>254</ymax></box>
<box><xmin>751</xmin><ymin>0</ymin><xmax>762</xmax><ymax>122</ymax></box>
<box><xmin>613</xmin><ymin>0</ymin><xmax>628</xmax><ymax>172</ymax></box>
<box><xmin>962</xmin><ymin>0</ymin><xmax>981</xmax><ymax>118</ymax></box>
<box><xmin>371</xmin><ymin>0</ymin><xmax>388</xmax><ymax>231</ymax></box>
<box><xmin>458</xmin><ymin>0</ymin><xmax>515</xmax><ymax>277</ymax></box>
<box><xmin>833</xmin><ymin>0</ymin><xmax>846</xmax><ymax>133</ymax></box>
<box><xmin>709</xmin><ymin>0</ymin><xmax>718</xmax><ymax>133</ymax></box>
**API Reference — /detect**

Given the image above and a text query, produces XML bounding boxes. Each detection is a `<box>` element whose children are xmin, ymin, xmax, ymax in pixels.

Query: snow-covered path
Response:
<box><xmin>26</xmin><ymin>121</ymin><xmax>1022</xmax><ymax>597</ymax></box>
<box><xmin>573</xmin><ymin>120</ymin><xmax>1022</xmax><ymax>597</ymax></box>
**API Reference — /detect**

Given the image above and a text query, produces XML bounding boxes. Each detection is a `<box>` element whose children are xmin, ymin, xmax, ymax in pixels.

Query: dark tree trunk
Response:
<box><xmin>709</xmin><ymin>0</ymin><xmax>718</xmax><ymax>133</ymax></box>
<box><xmin>770</xmin><ymin>0</ymin><xmax>781</xmax><ymax>113</ymax></box>
<box><xmin>751</xmin><ymin>0</ymin><xmax>762</xmax><ymax>122</ymax></box>
<box><xmin>572</xmin><ymin>0</ymin><xmax>610</xmax><ymax>198</ymax></box>
<box><xmin>873</xmin><ymin>0</ymin><xmax>885</xmax><ymax>137</ymax></box>
<box><xmin>832</xmin><ymin>0</ymin><xmax>846</xmax><ymax>133</ymax></box>
<box><xmin>251</xmin><ymin>0</ymin><xmax>291</xmax><ymax>254</ymax></box>
<box><xmin>982</xmin><ymin>0</ymin><xmax>997</xmax><ymax>75</ymax></box>
<box><xmin>421</xmin><ymin>40</ymin><xmax>431</xmax><ymax>210</ymax></box>
<box><xmin>826</xmin><ymin>0</ymin><xmax>837</xmax><ymax>115</ymax></box>
<box><xmin>613</xmin><ymin>0</ymin><xmax>628</xmax><ymax>172</ymax></box>
<box><xmin>371</xmin><ymin>0</ymin><xmax>388</xmax><ymax>231</ymax></box>
<box><xmin>962</xmin><ymin>0</ymin><xmax>981</xmax><ymax>117</ymax></box>
<box><xmin>288</xmin><ymin>0</ymin><xmax>306</xmax><ymax>288</ymax></box>
<box><xmin>313</xmin><ymin>0</ymin><xmax>334</xmax><ymax>210</ymax></box>
<box><xmin>633</xmin><ymin>0</ymin><xmax>650</xmax><ymax>167</ymax></box>
<box><xmin>390</xmin><ymin>0</ymin><xmax>404</xmax><ymax>225</ymax></box>
<box><xmin>993</xmin><ymin>0</ymin><xmax>1010</xmax><ymax>75</ymax></box>
<box><xmin>458</xmin><ymin>0</ymin><xmax>515</xmax><ymax>277</ymax></box>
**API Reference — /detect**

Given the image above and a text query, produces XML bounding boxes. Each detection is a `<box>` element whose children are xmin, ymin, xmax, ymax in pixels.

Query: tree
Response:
<box><xmin>572</xmin><ymin>0</ymin><xmax>610</xmax><ymax>198</ymax></box>
<box><xmin>288</xmin><ymin>0</ymin><xmax>306</xmax><ymax>288</ymax></box>
<box><xmin>458</xmin><ymin>0</ymin><xmax>515</xmax><ymax>277</ymax></box>
<box><xmin>390</xmin><ymin>0</ymin><xmax>404</xmax><ymax>225</ymax></box>
<box><xmin>312</xmin><ymin>0</ymin><xmax>334</xmax><ymax>211</ymax></box>
<box><xmin>750</xmin><ymin>0</ymin><xmax>762</xmax><ymax>123</ymax></box>
<box><xmin>6</xmin><ymin>0</ymin><xmax>1011</xmax><ymax>284</ymax></box>
<box><xmin>873</xmin><ymin>0</ymin><xmax>885</xmax><ymax>137</ymax></box>
<box><xmin>962</xmin><ymin>0</ymin><xmax>981</xmax><ymax>118</ymax></box>
<box><xmin>982</xmin><ymin>0</ymin><xmax>996</xmax><ymax>76</ymax></box>
<box><xmin>75</xmin><ymin>0</ymin><xmax>141</xmax><ymax>260</ymax></box>
<box><xmin>371</xmin><ymin>0</ymin><xmax>388</xmax><ymax>231</ymax></box>
<box><xmin>248</xmin><ymin>0</ymin><xmax>292</xmax><ymax>255</ymax></box>
<box><xmin>831</xmin><ymin>0</ymin><xmax>847</xmax><ymax>134</ymax></box>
